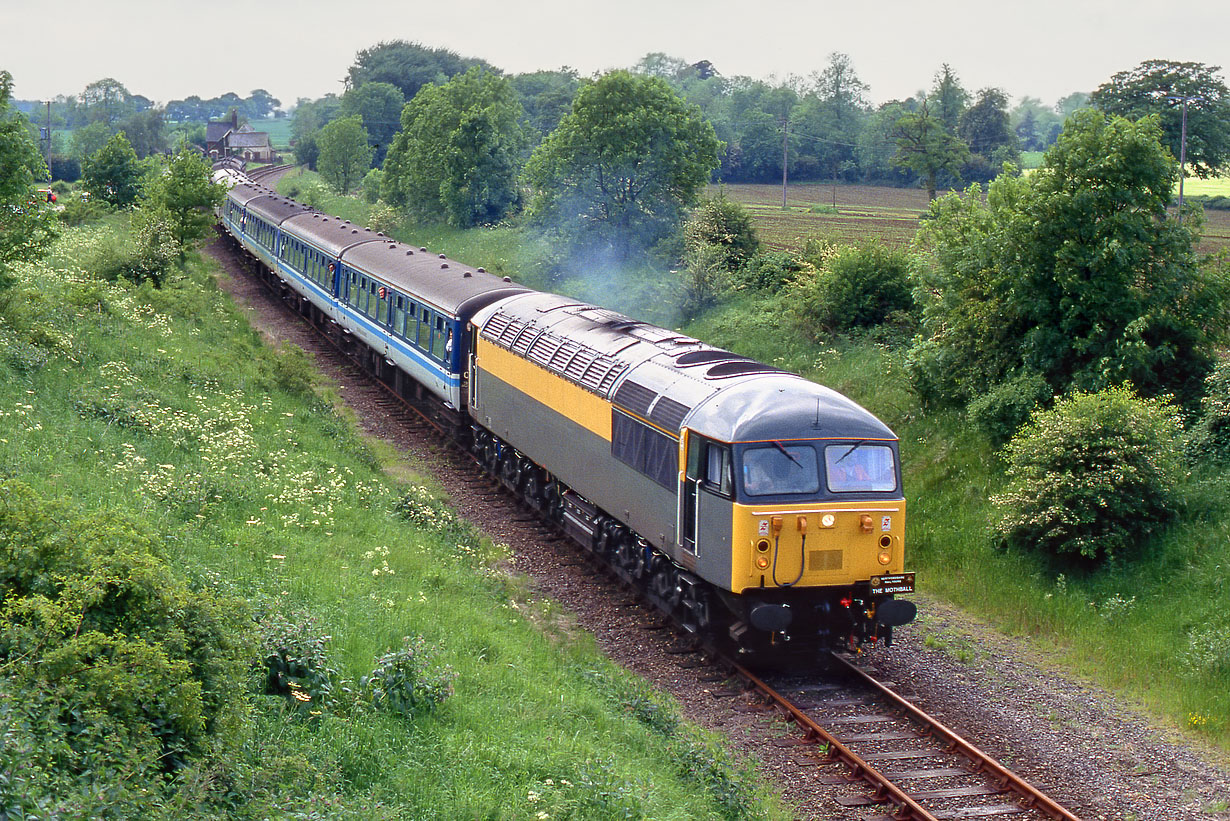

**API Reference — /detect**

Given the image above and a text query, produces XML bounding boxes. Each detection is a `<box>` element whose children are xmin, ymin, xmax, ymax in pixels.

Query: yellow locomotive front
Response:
<box><xmin>681</xmin><ymin>381</ymin><xmax>915</xmax><ymax>653</ymax></box>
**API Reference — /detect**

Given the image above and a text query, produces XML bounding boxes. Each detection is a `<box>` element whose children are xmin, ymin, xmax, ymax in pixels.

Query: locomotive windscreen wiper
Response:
<box><xmin>835</xmin><ymin>440</ymin><xmax>866</xmax><ymax>463</ymax></box>
<box><xmin>772</xmin><ymin>440</ymin><xmax>803</xmax><ymax>468</ymax></box>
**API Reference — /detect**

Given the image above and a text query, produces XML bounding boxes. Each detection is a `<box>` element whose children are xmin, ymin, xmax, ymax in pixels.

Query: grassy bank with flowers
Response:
<box><xmin>0</xmin><ymin>215</ymin><xmax>788</xmax><ymax>819</ymax></box>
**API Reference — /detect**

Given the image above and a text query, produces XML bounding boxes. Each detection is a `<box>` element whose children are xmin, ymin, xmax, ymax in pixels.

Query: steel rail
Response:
<box><xmin>731</xmin><ymin>660</ymin><xmax>941</xmax><ymax>821</ymax></box>
<box><xmin>828</xmin><ymin>652</ymin><xmax>1082</xmax><ymax>821</ymax></box>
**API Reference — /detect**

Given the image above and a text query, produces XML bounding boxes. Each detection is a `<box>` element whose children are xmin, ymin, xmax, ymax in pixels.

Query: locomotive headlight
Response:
<box><xmin>756</xmin><ymin>556</ymin><xmax>770</xmax><ymax>569</ymax></box>
<box><xmin>821</xmin><ymin>513</ymin><xmax>835</xmax><ymax>528</ymax></box>
<box><xmin>878</xmin><ymin>550</ymin><xmax>892</xmax><ymax>565</ymax></box>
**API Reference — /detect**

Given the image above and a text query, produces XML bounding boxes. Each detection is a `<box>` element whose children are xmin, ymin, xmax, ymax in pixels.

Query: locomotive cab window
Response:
<box><xmin>689</xmin><ymin>439</ymin><xmax>732</xmax><ymax>497</ymax></box>
<box><xmin>740</xmin><ymin>443</ymin><xmax>820</xmax><ymax>498</ymax></box>
<box><xmin>824</xmin><ymin>443</ymin><xmax>897</xmax><ymax>493</ymax></box>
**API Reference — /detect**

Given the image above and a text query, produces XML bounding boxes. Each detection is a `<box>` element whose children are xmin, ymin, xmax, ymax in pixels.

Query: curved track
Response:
<box><xmin>212</xmin><ymin>193</ymin><xmax>1082</xmax><ymax>820</ymax></box>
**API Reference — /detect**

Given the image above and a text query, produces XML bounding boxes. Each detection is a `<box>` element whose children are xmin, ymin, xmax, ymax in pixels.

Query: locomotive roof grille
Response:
<box><xmin>649</xmin><ymin>396</ymin><xmax>691</xmax><ymax>431</ymax></box>
<box><xmin>613</xmin><ymin>380</ymin><xmax>656</xmax><ymax>417</ymax></box>
<box><xmin>482</xmin><ymin>311</ymin><xmax>628</xmax><ymax>395</ymax></box>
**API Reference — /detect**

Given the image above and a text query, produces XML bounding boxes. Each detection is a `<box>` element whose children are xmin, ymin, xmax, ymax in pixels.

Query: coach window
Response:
<box><xmin>393</xmin><ymin>296</ymin><xmax>406</xmax><ymax>336</ymax></box>
<box><xmin>378</xmin><ymin>288</ymin><xmax>390</xmax><ymax>324</ymax></box>
<box><xmin>419</xmin><ymin>307</ymin><xmax>431</xmax><ymax>348</ymax></box>
<box><xmin>367</xmin><ymin>281</ymin><xmax>378</xmax><ymax>318</ymax></box>
<box><xmin>348</xmin><ymin>273</ymin><xmax>359</xmax><ymax>307</ymax></box>
<box><xmin>429</xmin><ymin>316</ymin><xmax>446</xmax><ymax>362</ymax></box>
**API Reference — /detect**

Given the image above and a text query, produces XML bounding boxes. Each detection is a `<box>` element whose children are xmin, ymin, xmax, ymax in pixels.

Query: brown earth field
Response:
<box><xmin>718</xmin><ymin>182</ymin><xmax>1230</xmax><ymax>255</ymax></box>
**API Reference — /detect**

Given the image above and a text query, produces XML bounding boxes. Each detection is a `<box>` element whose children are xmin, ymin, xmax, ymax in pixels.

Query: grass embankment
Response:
<box><xmin>0</xmin><ymin>215</ymin><xmax>785</xmax><ymax>819</ymax></box>
<box><xmin>286</xmin><ymin>171</ymin><xmax>1230</xmax><ymax>753</ymax></box>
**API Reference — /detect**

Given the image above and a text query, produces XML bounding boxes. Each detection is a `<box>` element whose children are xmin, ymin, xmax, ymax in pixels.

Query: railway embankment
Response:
<box><xmin>0</xmin><ymin>217</ymin><xmax>787</xmax><ymax>819</ymax></box>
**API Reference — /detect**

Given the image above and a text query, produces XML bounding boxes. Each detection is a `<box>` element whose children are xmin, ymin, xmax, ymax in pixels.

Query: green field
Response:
<box><xmin>249</xmin><ymin>116</ymin><xmax>293</xmax><ymax>149</ymax></box>
<box><xmin>718</xmin><ymin>181</ymin><xmax>1230</xmax><ymax>255</ymax></box>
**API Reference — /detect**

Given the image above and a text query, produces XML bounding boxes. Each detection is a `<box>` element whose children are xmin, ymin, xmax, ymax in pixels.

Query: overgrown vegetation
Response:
<box><xmin>0</xmin><ymin>220</ymin><xmax>786</xmax><ymax>817</ymax></box>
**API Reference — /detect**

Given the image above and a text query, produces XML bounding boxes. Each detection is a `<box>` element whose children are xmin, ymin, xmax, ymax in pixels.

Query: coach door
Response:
<box><xmin>681</xmin><ymin>432</ymin><xmax>733</xmax><ymax>557</ymax></box>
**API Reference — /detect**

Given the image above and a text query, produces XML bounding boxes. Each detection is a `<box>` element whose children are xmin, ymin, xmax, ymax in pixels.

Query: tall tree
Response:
<box><xmin>0</xmin><ymin>70</ymin><xmax>58</xmax><ymax>287</ymax></box>
<box><xmin>383</xmin><ymin>68</ymin><xmax>525</xmax><ymax>227</ymax></box>
<box><xmin>140</xmin><ymin>146</ymin><xmax>225</xmax><ymax>250</ymax></box>
<box><xmin>793</xmin><ymin>53</ymin><xmax>868</xmax><ymax>180</ymax></box>
<box><xmin>511</xmin><ymin>69</ymin><xmax>580</xmax><ymax>144</ymax></box>
<box><xmin>78</xmin><ymin>78</ymin><xmax>135</xmax><ymax>126</ymax></box>
<box><xmin>1090</xmin><ymin>59</ymin><xmax>1230</xmax><ymax>178</ymax></box>
<box><xmin>315</xmin><ymin>115</ymin><xmax>373</xmax><ymax>194</ymax></box>
<box><xmin>525</xmin><ymin>71</ymin><xmax>720</xmax><ymax>260</ymax></box>
<box><xmin>958</xmin><ymin>87</ymin><xmax>1019</xmax><ymax>177</ymax></box>
<box><xmin>345</xmin><ymin>40</ymin><xmax>489</xmax><ymax>102</ymax></box>
<box><xmin>910</xmin><ymin>109</ymin><xmax>1227</xmax><ymax>411</ymax></box>
<box><xmin>117</xmin><ymin>108</ymin><xmax>168</xmax><ymax>159</ymax></box>
<box><xmin>891</xmin><ymin>99</ymin><xmax>969</xmax><ymax>200</ymax></box>
<box><xmin>82</xmin><ymin>131</ymin><xmax>143</xmax><ymax>205</ymax></box>
<box><xmin>247</xmin><ymin>88</ymin><xmax>281</xmax><ymax>119</ymax></box>
<box><xmin>929</xmin><ymin>64</ymin><xmax>968</xmax><ymax>133</ymax></box>
<box><xmin>340</xmin><ymin>81</ymin><xmax>405</xmax><ymax>165</ymax></box>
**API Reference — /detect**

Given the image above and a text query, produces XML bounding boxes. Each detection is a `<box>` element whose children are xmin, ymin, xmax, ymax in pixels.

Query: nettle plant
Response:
<box><xmin>992</xmin><ymin>385</ymin><xmax>1185</xmax><ymax>563</ymax></box>
<box><xmin>361</xmin><ymin>635</ymin><xmax>455</xmax><ymax>718</ymax></box>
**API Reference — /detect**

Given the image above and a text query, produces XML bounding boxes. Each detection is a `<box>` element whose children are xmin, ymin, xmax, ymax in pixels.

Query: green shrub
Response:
<box><xmin>0</xmin><ymin>480</ymin><xmax>250</xmax><ymax>774</ymax></box>
<box><xmin>729</xmin><ymin>250</ymin><xmax>814</xmax><ymax>293</ymax></box>
<box><xmin>992</xmin><ymin>386</ymin><xmax>1185</xmax><ymax>562</ymax></box>
<box><xmin>58</xmin><ymin>193</ymin><xmax>115</xmax><ymax>227</ymax></box>
<box><xmin>361</xmin><ymin>168</ymin><xmax>384</xmax><ymax>204</ymax></box>
<box><xmin>256</xmin><ymin>611</ymin><xmax>338</xmax><ymax>714</ymax></box>
<box><xmin>966</xmin><ymin>371</ymin><xmax>1053</xmax><ymax>446</ymax></box>
<box><xmin>360</xmin><ymin>635</ymin><xmax>455</xmax><ymax>718</ymax></box>
<box><xmin>682</xmin><ymin>192</ymin><xmax>760</xmax><ymax>273</ymax></box>
<box><xmin>366</xmin><ymin>202</ymin><xmax>402</xmax><ymax>236</ymax></box>
<box><xmin>789</xmin><ymin>241</ymin><xmax>915</xmax><ymax>336</ymax></box>
<box><xmin>1187</xmin><ymin>359</ymin><xmax>1230</xmax><ymax>461</ymax></box>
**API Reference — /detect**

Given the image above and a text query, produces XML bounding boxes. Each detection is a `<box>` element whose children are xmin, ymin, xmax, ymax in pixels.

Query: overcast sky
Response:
<box><xmin>3</xmin><ymin>0</ymin><xmax>1227</xmax><ymax>110</ymax></box>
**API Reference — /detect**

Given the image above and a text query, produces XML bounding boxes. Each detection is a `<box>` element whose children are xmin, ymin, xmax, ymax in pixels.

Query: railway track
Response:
<box><xmin>720</xmin><ymin>655</ymin><xmax>1081</xmax><ymax>821</ymax></box>
<box><xmin>212</xmin><ymin>214</ymin><xmax>1083</xmax><ymax>821</ymax></box>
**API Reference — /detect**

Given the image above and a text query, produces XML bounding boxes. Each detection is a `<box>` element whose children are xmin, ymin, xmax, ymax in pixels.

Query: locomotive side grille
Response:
<box><xmin>525</xmin><ymin>333</ymin><xmax>565</xmax><ymax>368</ymax></box>
<box><xmin>483</xmin><ymin>310</ymin><xmax>628</xmax><ymax>395</ymax></box>
<box><xmin>808</xmin><ymin>550</ymin><xmax>843</xmax><ymax>571</ymax></box>
<box><xmin>483</xmin><ymin>312</ymin><xmax>513</xmax><ymax>340</ymax></box>
<box><xmin>613</xmin><ymin>380</ymin><xmax>656</xmax><ymax>416</ymax></box>
<box><xmin>549</xmin><ymin>339</ymin><xmax>583</xmax><ymax>370</ymax></box>
<box><xmin>564</xmin><ymin>349</ymin><xmax>598</xmax><ymax>382</ymax></box>
<box><xmin>649</xmin><ymin>397</ymin><xmax>691</xmax><ymax>431</ymax></box>
<box><xmin>510</xmin><ymin>324</ymin><xmax>542</xmax><ymax>356</ymax></box>
<box><xmin>578</xmin><ymin>359</ymin><xmax>627</xmax><ymax>394</ymax></box>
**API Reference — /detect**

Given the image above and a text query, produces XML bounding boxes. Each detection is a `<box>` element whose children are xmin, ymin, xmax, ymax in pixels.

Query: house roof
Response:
<box><xmin>227</xmin><ymin>132</ymin><xmax>271</xmax><ymax>149</ymax></box>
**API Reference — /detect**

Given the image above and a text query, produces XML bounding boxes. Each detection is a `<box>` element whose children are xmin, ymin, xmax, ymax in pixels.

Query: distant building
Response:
<box><xmin>205</xmin><ymin>111</ymin><xmax>276</xmax><ymax>163</ymax></box>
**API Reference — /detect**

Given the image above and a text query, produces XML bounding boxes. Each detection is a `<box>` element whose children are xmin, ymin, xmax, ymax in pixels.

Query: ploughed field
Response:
<box><xmin>721</xmin><ymin>181</ymin><xmax>1230</xmax><ymax>254</ymax></box>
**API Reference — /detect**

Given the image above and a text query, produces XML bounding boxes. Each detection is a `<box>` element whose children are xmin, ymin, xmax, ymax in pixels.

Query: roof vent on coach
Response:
<box><xmin>405</xmin><ymin>250</ymin><xmax>414</xmax><ymax>255</ymax></box>
<box><xmin>439</xmin><ymin>253</ymin><xmax>447</xmax><ymax>259</ymax></box>
<box><xmin>464</xmin><ymin>271</ymin><xmax>472</xmax><ymax>278</ymax></box>
<box><xmin>441</xmin><ymin>263</ymin><xmax>449</xmax><ymax>269</ymax></box>
<box><xmin>477</xmin><ymin>267</ymin><xmax>486</xmax><ymax>273</ymax></box>
<box><xmin>503</xmin><ymin>276</ymin><xmax>511</xmax><ymax>283</ymax></box>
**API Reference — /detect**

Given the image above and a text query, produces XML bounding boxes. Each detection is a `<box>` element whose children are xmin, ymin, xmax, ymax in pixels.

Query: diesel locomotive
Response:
<box><xmin>216</xmin><ymin>169</ymin><xmax>916</xmax><ymax>659</ymax></box>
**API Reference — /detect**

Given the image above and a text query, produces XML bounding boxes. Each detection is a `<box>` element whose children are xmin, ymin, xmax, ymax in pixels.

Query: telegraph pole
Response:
<box><xmin>1167</xmin><ymin>94</ymin><xmax>1202</xmax><ymax>225</ymax></box>
<box><xmin>41</xmin><ymin>101</ymin><xmax>52</xmax><ymax>180</ymax></box>
<box><xmin>781</xmin><ymin>118</ymin><xmax>789</xmax><ymax>210</ymax></box>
